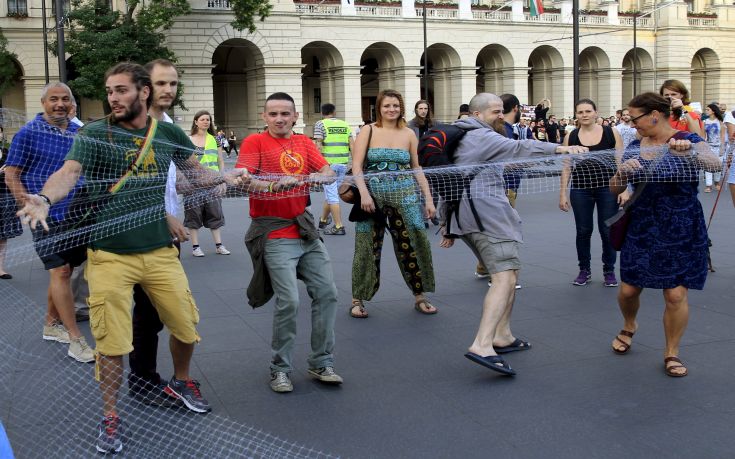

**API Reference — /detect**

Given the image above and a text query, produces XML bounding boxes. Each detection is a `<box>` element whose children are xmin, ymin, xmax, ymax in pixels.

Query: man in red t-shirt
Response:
<box><xmin>236</xmin><ymin>92</ymin><xmax>342</xmax><ymax>393</ymax></box>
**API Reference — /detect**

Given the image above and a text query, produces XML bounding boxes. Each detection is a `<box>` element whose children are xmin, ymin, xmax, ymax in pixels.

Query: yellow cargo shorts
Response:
<box><xmin>85</xmin><ymin>246</ymin><xmax>200</xmax><ymax>356</ymax></box>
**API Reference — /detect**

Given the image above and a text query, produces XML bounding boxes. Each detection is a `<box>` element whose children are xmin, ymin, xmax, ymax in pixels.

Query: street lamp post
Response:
<box><xmin>41</xmin><ymin>0</ymin><xmax>50</xmax><ymax>83</ymax></box>
<box><xmin>422</xmin><ymin>0</ymin><xmax>428</xmax><ymax>101</ymax></box>
<box><xmin>54</xmin><ymin>0</ymin><xmax>67</xmax><ymax>82</ymax></box>
<box><xmin>632</xmin><ymin>1</ymin><xmax>675</xmax><ymax>96</ymax></box>
<box><xmin>573</xmin><ymin>0</ymin><xmax>579</xmax><ymax>105</ymax></box>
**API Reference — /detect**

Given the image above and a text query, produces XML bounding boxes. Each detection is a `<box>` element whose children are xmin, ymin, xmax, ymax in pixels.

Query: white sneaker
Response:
<box><xmin>192</xmin><ymin>247</ymin><xmax>205</xmax><ymax>257</ymax></box>
<box><xmin>68</xmin><ymin>336</ymin><xmax>95</xmax><ymax>363</ymax></box>
<box><xmin>43</xmin><ymin>322</ymin><xmax>70</xmax><ymax>344</ymax></box>
<box><xmin>215</xmin><ymin>245</ymin><xmax>231</xmax><ymax>255</ymax></box>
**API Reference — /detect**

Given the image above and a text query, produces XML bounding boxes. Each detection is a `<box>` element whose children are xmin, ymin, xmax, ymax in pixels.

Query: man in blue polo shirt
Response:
<box><xmin>4</xmin><ymin>82</ymin><xmax>94</xmax><ymax>363</ymax></box>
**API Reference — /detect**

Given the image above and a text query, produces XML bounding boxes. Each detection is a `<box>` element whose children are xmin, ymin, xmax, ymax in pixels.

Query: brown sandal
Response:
<box><xmin>350</xmin><ymin>299</ymin><xmax>368</xmax><ymax>319</ymax></box>
<box><xmin>664</xmin><ymin>356</ymin><xmax>688</xmax><ymax>377</ymax></box>
<box><xmin>414</xmin><ymin>299</ymin><xmax>437</xmax><ymax>315</ymax></box>
<box><xmin>612</xmin><ymin>329</ymin><xmax>635</xmax><ymax>354</ymax></box>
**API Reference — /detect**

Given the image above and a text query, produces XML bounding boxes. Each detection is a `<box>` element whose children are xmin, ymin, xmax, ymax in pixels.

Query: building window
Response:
<box><xmin>684</xmin><ymin>0</ymin><xmax>694</xmax><ymax>12</ymax></box>
<box><xmin>314</xmin><ymin>88</ymin><xmax>321</xmax><ymax>114</ymax></box>
<box><xmin>7</xmin><ymin>0</ymin><xmax>28</xmax><ymax>15</ymax></box>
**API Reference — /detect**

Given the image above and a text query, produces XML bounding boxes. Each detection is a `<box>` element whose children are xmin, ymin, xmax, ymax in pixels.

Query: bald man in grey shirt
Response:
<box><xmin>440</xmin><ymin>93</ymin><xmax>587</xmax><ymax>376</ymax></box>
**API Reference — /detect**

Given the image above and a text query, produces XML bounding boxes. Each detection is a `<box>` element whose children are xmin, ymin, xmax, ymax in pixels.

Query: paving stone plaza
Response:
<box><xmin>2</xmin><ymin>188</ymin><xmax>735</xmax><ymax>457</ymax></box>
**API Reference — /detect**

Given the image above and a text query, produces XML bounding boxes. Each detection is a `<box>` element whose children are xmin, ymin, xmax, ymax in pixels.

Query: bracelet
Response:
<box><xmin>37</xmin><ymin>194</ymin><xmax>52</xmax><ymax>206</ymax></box>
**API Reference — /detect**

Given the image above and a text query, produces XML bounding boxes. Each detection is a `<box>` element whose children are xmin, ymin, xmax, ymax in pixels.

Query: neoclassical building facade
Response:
<box><xmin>1</xmin><ymin>0</ymin><xmax>733</xmax><ymax>136</ymax></box>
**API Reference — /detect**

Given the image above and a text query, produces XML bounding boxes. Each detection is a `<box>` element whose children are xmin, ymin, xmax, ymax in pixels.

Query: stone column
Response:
<box><xmin>394</xmin><ymin>65</ymin><xmax>423</xmax><ymax>112</ymax></box>
<box><xmin>597</xmin><ymin>67</ymin><xmax>624</xmax><ymax>116</ymax></box>
<box><xmin>458</xmin><ymin>0</ymin><xmax>472</xmax><ymax>20</ymax></box>
<box><xmin>23</xmin><ymin>77</ymin><xmax>46</xmax><ymax>121</ymax></box>
<box><xmin>341</xmin><ymin>0</ymin><xmax>356</xmax><ymax>15</ymax></box>
<box><xmin>449</xmin><ymin>66</ymin><xmax>480</xmax><ymax>118</ymax></box>
<box><xmin>556</xmin><ymin>0</ymin><xmax>572</xmax><ymax>24</ymax></box>
<box><xmin>552</xmin><ymin>66</ymin><xmax>573</xmax><ymax>118</ymax></box>
<box><xmin>432</xmin><ymin>69</ymin><xmax>452</xmax><ymax>123</ymax></box>
<box><xmin>656</xmin><ymin>1</ymin><xmax>688</xmax><ymax>27</ymax></box>
<box><xmin>605</xmin><ymin>1</ymin><xmax>620</xmax><ymax>25</ymax></box>
<box><xmin>402</xmin><ymin>0</ymin><xmax>416</xmax><ymax>17</ymax></box>
<box><xmin>501</xmin><ymin>67</ymin><xmax>531</xmax><ymax>105</ymax></box>
<box><xmin>332</xmin><ymin>65</ymin><xmax>364</xmax><ymax>129</ymax></box>
<box><xmin>176</xmin><ymin>64</ymin><xmax>216</xmax><ymax>129</ymax></box>
<box><xmin>511</xmin><ymin>0</ymin><xmax>525</xmax><ymax>22</ymax></box>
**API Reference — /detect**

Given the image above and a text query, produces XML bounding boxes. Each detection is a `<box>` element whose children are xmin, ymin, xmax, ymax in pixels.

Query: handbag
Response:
<box><xmin>338</xmin><ymin>125</ymin><xmax>372</xmax><ymax>204</ymax></box>
<box><xmin>605</xmin><ymin>183</ymin><xmax>646</xmax><ymax>251</ymax></box>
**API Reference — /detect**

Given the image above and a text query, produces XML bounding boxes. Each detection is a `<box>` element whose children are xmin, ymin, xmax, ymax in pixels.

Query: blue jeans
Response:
<box><xmin>570</xmin><ymin>187</ymin><xmax>618</xmax><ymax>272</ymax></box>
<box><xmin>264</xmin><ymin>238</ymin><xmax>338</xmax><ymax>373</ymax></box>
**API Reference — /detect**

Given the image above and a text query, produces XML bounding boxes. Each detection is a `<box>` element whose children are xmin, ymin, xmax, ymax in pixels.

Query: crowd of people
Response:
<box><xmin>0</xmin><ymin>62</ymin><xmax>733</xmax><ymax>454</ymax></box>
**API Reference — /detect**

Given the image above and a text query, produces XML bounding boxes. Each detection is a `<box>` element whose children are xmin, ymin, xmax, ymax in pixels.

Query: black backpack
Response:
<box><xmin>418</xmin><ymin>125</ymin><xmax>484</xmax><ymax>236</ymax></box>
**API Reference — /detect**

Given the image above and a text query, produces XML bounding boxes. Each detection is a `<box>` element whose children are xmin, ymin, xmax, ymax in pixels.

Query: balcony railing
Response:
<box><xmin>618</xmin><ymin>16</ymin><xmax>653</xmax><ymax>27</ymax></box>
<box><xmin>687</xmin><ymin>17</ymin><xmax>717</xmax><ymax>27</ymax></box>
<box><xmin>471</xmin><ymin>10</ymin><xmax>511</xmax><ymax>20</ymax></box>
<box><xmin>356</xmin><ymin>5</ymin><xmax>401</xmax><ymax>16</ymax></box>
<box><xmin>295</xmin><ymin>3</ymin><xmax>341</xmax><ymax>14</ymax></box>
<box><xmin>524</xmin><ymin>12</ymin><xmax>560</xmax><ymax>22</ymax></box>
<box><xmin>416</xmin><ymin>7</ymin><xmax>459</xmax><ymax>18</ymax></box>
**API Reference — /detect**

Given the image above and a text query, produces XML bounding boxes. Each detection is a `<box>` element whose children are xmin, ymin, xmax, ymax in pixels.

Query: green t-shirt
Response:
<box><xmin>65</xmin><ymin>117</ymin><xmax>193</xmax><ymax>254</ymax></box>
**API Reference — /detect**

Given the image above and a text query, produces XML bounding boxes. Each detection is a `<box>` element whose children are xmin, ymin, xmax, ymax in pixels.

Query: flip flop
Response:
<box><xmin>414</xmin><ymin>299</ymin><xmax>438</xmax><ymax>315</ymax></box>
<box><xmin>349</xmin><ymin>300</ymin><xmax>368</xmax><ymax>319</ymax></box>
<box><xmin>464</xmin><ymin>352</ymin><xmax>516</xmax><ymax>376</ymax></box>
<box><xmin>664</xmin><ymin>356</ymin><xmax>688</xmax><ymax>377</ymax></box>
<box><xmin>612</xmin><ymin>329</ymin><xmax>635</xmax><ymax>355</ymax></box>
<box><xmin>495</xmin><ymin>338</ymin><xmax>532</xmax><ymax>354</ymax></box>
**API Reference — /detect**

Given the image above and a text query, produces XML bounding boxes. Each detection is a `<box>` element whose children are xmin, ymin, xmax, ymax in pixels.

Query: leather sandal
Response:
<box><xmin>414</xmin><ymin>299</ymin><xmax>437</xmax><ymax>315</ymax></box>
<box><xmin>612</xmin><ymin>329</ymin><xmax>635</xmax><ymax>354</ymax></box>
<box><xmin>664</xmin><ymin>356</ymin><xmax>688</xmax><ymax>377</ymax></box>
<box><xmin>349</xmin><ymin>299</ymin><xmax>368</xmax><ymax>319</ymax></box>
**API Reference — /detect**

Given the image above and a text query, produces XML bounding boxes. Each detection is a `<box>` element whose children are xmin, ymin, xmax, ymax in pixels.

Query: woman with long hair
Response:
<box><xmin>408</xmin><ymin>99</ymin><xmax>434</xmax><ymax>139</ymax></box>
<box><xmin>659</xmin><ymin>79</ymin><xmax>705</xmax><ymax>138</ymax></box>
<box><xmin>609</xmin><ymin>92</ymin><xmax>721</xmax><ymax>377</ymax></box>
<box><xmin>184</xmin><ymin>110</ymin><xmax>230</xmax><ymax>257</ymax></box>
<box><xmin>703</xmin><ymin>103</ymin><xmax>725</xmax><ymax>192</ymax></box>
<box><xmin>560</xmin><ymin>99</ymin><xmax>624</xmax><ymax>287</ymax></box>
<box><xmin>349</xmin><ymin>89</ymin><xmax>437</xmax><ymax>318</ymax></box>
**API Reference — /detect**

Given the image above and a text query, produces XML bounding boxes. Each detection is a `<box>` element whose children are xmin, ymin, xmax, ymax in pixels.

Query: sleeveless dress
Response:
<box><xmin>352</xmin><ymin>147</ymin><xmax>435</xmax><ymax>300</ymax></box>
<box><xmin>620</xmin><ymin>133</ymin><xmax>708</xmax><ymax>290</ymax></box>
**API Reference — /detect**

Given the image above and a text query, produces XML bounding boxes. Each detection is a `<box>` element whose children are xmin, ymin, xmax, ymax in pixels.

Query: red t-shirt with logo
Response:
<box><xmin>237</xmin><ymin>131</ymin><xmax>327</xmax><ymax>239</ymax></box>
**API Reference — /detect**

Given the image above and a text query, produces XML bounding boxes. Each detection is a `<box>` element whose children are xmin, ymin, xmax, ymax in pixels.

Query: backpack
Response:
<box><xmin>417</xmin><ymin>125</ymin><xmax>485</xmax><ymax>236</ymax></box>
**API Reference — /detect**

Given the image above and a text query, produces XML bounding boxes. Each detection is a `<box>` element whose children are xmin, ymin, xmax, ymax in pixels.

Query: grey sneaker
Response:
<box><xmin>270</xmin><ymin>371</ymin><xmax>293</xmax><ymax>393</ymax></box>
<box><xmin>192</xmin><ymin>247</ymin><xmax>205</xmax><ymax>257</ymax></box>
<box><xmin>323</xmin><ymin>226</ymin><xmax>346</xmax><ymax>236</ymax></box>
<box><xmin>308</xmin><ymin>366</ymin><xmax>343</xmax><ymax>385</ymax></box>
<box><xmin>96</xmin><ymin>415</ymin><xmax>124</xmax><ymax>454</ymax></box>
<box><xmin>68</xmin><ymin>336</ymin><xmax>95</xmax><ymax>363</ymax></box>
<box><xmin>43</xmin><ymin>322</ymin><xmax>70</xmax><ymax>344</ymax></box>
<box><xmin>215</xmin><ymin>245</ymin><xmax>231</xmax><ymax>255</ymax></box>
<box><xmin>166</xmin><ymin>377</ymin><xmax>212</xmax><ymax>413</ymax></box>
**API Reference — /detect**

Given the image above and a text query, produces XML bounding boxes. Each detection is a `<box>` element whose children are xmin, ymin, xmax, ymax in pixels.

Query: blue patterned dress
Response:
<box><xmin>352</xmin><ymin>148</ymin><xmax>435</xmax><ymax>300</ymax></box>
<box><xmin>620</xmin><ymin>134</ymin><xmax>708</xmax><ymax>290</ymax></box>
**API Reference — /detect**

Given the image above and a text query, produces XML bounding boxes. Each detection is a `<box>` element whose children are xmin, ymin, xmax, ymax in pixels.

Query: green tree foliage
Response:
<box><xmin>56</xmin><ymin>0</ymin><xmax>272</xmax><ymax>106</ymax></box>
<box><xmin>0</xmin><ymin>28</ymin><xmax>21</xmax><ymax>97</ymax></box>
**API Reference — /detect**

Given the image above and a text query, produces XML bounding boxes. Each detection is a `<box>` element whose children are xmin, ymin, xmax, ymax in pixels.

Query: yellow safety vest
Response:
<box><xmin>199</xmin><ymin>134</ymin><xmax>220</xmax><ymax>171</ymax></box>
<box><xmin>321</xmin><ymin>118</ymin><xmax>351</xmax><ymax>165</ymax></box>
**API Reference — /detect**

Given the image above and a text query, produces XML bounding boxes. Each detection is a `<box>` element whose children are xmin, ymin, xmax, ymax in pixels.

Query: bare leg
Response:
<box><xmin>210</xmin><ymin>228</ymin><xmax>222</xmax><ymax>245</ymax></box>
<box><xmin>0</xmin><ymin>239</ymin><xmax>8</xmax><ymax>275</ymax></box>
<box><xmin>612</xmin><ymin>281</ymin><xmax>641</xmax><ymax>351</ymax></box>
<box><xmin>663</xmin><ymin>286</ymin><xmax>689</xmax><ymax>375</ymax></box>
<box><xmin>329</xmin><ymin>203</ymin><xmax>343</xmax><ymax>228</ymax></box>
<box><xmin>320</xmin><ymin>202</ymin><xmax>331</xmax><ymax>222</ymax></box>
<box><xmin>468</xmin><ymin>270</ymin><xmax>516</xmax><ymax>356</ymax></box>
<box><xmin>169</xmin><ymin>336</ymin><xmax>194</xmax><ymax>380</ymax></box>
<box><xmin>189</xmin><ymin>228</ymin><xmax>199</xmax><ymax>247</ymax></box>
<box><xmin>48</xmin><ymin>266</ymin><xmax>83</xmax><ymax>339</ymax></box>
<box><xmin>98</xmin><ymin>354</ymin><xmax>124</xmax><ymax>416</ymax></box>
<box><xmin>493</xmin><ymin>271</ymin><xmax>518</xmax><ymax>346</ymax></box>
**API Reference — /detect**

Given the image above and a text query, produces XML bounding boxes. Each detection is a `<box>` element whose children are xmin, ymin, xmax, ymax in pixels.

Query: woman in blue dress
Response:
<box><xmin>349</xmin><ymin>89</ymin><xmax>436</xmax><ymax>318</ymax></box>
<box><xmin>609</xmin><ymin>92</ymin><xmax>721</xmax><ymax>377</ymax></box>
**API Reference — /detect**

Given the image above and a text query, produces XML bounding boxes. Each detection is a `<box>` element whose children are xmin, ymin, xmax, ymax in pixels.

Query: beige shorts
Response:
<box><xmin>461</xmin><ymin>233</ymin><xmax>521</xmax><ymax>275</ymax></box>
<box><xmin>85</xmin><ymin>246</ymin><xmax>200</xmax><ymax>356</ymax></box>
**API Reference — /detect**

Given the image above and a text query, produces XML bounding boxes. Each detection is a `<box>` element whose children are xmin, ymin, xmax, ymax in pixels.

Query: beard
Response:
<box><xmin>111</xmin><ymin>99</ymin><xmax>144</xmax><ymax>123</ymax></box>
<box><xmin>491</xmin><ymin>118</ymin><xmax>507</xmax><ymax>136</ymax></box>
<box><xmin>512</xmin><ymin>110</ymin><xmax>521</xmax><ymax>124</ymax></box>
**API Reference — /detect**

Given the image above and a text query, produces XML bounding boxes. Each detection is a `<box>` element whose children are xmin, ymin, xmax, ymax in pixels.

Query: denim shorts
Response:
<box><xmin>323</xmin><ymin>164</ymin><xmax>347</xmax><ymax>204</ymax></box>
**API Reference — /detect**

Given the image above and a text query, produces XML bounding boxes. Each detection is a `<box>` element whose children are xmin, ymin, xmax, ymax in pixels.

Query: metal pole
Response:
<box><xmin>633</xmin><ymin>13</ymin><xmax>638</xmax><ymax>95</ymax></box>
<box><xmin>422</xmin><ymin>0</ymin><xmax>428</xmax><ymax>101</ymax></box>
<box><xmin>54</xmin><ymin>0</ymin><xmax>67</xmax><ymax>82</ymax></box>
<box><xmin>41</xmin><ymin>0</ymin><xmax>50</xmax><ymax>83</ymax></box>
<box><xmin>572</xmin><ymin>0</ymin><xmax>579</xmax><ymax>104</ymax></box>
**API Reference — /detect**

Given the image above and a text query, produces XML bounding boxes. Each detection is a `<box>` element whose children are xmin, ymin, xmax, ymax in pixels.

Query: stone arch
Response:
<box><xmin>528</xmin><ymin>45</ymin><xmax>565</xmax><ymax>108</ymax></box>
<box><xmin>578</xmin><ymin>46</ymin><xmax>611</xmax><ymax>113</ymax></box>
<box><xmin>212</xmin><ymin>38</ymin><xmax>266</xmax><ymax>134</ymax></box>
<box><xmin>476</xmin><ymin>44</ymin><xmax>514</xmax><ymax>96</ymax></box>
<box><xmin>621</xmin><ymin>48</ymin><xmax>654</xmax><ymax>107</ymax></box>
<box><xmin>421</xmin><ymin>43</ymin><xmax>462</xmax><ymax>122</ymax></box>
<box><xmin>360</xmin><ymin>42</ymin><xmax>406</xmax><ymax>123</ymax></box>
<box><xmin>0</xmin><ymin>57</ymin><xmax>25</xmax><ymax>122</ymax></box>
<box><xmin>691</xmin><ymin>48</ymin><xmax>720</xmax><ymax>105</ymax></box>
<box><xmin>202</xmin><ymin>24</ymin><xmax>273</xmax><ymax>67</ymax></box>
<box><xmin>301</xmin><ymin>41</ymin><xmax>345</xmax><ymax>130</ymax></box>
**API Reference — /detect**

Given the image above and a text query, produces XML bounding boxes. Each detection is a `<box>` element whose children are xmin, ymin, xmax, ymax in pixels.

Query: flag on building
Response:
<box><xmin>530</xmin><ymin>0</ymin><xmax>544</xmax><ymax>17</ymax></box>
